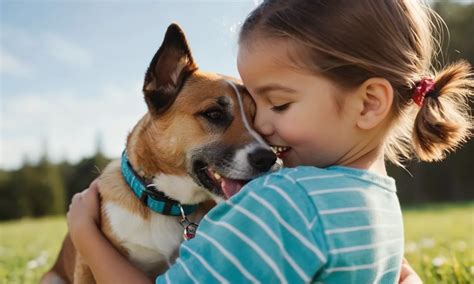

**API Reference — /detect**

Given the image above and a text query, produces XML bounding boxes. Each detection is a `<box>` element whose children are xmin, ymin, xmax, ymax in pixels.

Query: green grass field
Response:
<box><xmin>1</xmin><ymin>202</ymin><xmax>473</xmax><ymax>283</ymax></box>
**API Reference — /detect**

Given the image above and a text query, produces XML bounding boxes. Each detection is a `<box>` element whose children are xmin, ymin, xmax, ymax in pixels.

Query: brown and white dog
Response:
<box><xmin>40</xmin><ymin>23</ymin><xmax>277</xmax><ymax>283</ymax></box>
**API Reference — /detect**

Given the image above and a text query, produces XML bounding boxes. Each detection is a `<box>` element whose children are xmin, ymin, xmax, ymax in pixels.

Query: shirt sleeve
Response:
<box><xmin>156</xmin><ymin>172</ymin><xmax>329</xmax><ymax>284</ymax></box>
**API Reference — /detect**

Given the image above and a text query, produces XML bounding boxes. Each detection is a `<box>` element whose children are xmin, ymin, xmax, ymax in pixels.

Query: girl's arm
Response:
<box><xmin>67</xmin><ymin>181</ymin><xmax>152</xmax><ymax>284</ymax></box>
<box><xmin>69</xmin><ymin>179</ymin><xmax>422</xmax><ymax>284</ymax></box>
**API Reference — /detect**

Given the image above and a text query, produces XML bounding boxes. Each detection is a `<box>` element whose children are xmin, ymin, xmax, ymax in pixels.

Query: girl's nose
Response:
<box><xmin>254</xmin><ymin>111</ymin><xmax>274</xmax><ymax>137</ymax></box>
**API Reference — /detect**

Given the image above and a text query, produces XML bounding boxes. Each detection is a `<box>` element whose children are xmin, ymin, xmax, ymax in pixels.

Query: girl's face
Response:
<box><xmin>237</xmin><ymin>40</ymin><xmax>361</xmax><ymax>168</ymax></box>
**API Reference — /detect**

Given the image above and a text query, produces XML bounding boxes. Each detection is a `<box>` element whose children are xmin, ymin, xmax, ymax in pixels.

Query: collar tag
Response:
<box><xmin>179</xmin><ymin>205</ymin><xmax>198</xmax><ymax>240</ymax></box>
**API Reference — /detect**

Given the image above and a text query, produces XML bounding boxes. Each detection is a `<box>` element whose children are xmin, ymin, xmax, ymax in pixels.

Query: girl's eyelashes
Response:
<box><xmin>271</xmin><ymin>103</ymin><xmax>291</xmax><ymax>112</ymax></box>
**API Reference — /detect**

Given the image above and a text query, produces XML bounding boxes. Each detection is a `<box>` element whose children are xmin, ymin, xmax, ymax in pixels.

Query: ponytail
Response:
<box><xmin>412</xmin><ymin>60</ymin><xmax>473</xmax><ymax>162</ymax></box>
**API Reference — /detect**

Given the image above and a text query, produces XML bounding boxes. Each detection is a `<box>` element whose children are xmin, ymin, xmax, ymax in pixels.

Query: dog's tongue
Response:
<box><xmin>221</xmin><ymin>178</ymin><xmax>245</xmax><ymax>199</ymax></box>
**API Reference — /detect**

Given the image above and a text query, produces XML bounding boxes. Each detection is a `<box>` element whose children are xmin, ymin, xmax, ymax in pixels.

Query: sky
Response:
<box><xmin>1</xmin><ymin>0</ymin><xmax>263</xmax><ymax>169</ymax></box>
<box><xmin>1</xmin><ymin>0</ymin><xmax>473</xmax><ymax>170</ymax></box>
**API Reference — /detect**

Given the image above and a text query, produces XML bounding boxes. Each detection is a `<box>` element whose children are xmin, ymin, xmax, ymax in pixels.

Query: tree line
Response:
<box><xmin>0</xmin><ymin>151</ymin><xmax>110</xmax><ymax>220</ymax></box>
<box><xmin>0</xmin><ymin>0</ymin><xmax>472</xmax><ymax>220</ymax></box>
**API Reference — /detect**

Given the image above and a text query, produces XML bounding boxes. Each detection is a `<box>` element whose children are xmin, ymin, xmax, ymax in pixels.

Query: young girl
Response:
<box><xmin>68</xmin><ymin>0</ymin><xmax>472</xmax><ymax>283</ymax></box>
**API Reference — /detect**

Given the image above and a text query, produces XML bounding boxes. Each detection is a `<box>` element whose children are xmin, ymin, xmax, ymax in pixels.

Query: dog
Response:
<box><xmin>40</xmin><ymin>23</ymin><xmax>277</xmax><ymax>283</ymax></box>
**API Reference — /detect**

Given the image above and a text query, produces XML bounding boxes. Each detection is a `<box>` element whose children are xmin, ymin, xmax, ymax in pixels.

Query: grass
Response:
<box><xmin>0</xmin><ymin>217</ymin><xmax>67</xmax><ymax>284</ymax></box>
<box><xmin>402</xmin><ymin>202</ymin><xmax>474</xmax><ymax>283</ymax></box>
<box><xmin>0</xmin><ymin>202</ymin><xmax>473</xmax><ymax>283</ymax></box>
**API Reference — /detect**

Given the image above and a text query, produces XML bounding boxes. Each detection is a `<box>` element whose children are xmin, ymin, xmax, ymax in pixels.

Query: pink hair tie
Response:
<box><xmin>412</xmin><ymin>78</ymin><xmax>436</xmax><ymax>107</ymax></box>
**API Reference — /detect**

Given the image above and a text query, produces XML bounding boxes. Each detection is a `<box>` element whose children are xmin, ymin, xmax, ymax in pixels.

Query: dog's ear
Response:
<box><xmin>143</xmin><ymin>23</ymin><xmax>197</xmax><ymax>115</ymax></box>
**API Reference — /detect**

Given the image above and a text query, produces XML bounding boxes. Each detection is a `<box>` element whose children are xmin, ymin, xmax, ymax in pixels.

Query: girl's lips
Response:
<box><xmin>276</xmin><ymin>149</ymin><xmax>290</xmax><ymax>159</ymax></box>
<box><xmin>271</xmin><ymin>145</ymin><xmax>291</xmax><ymax>158</ymax></box>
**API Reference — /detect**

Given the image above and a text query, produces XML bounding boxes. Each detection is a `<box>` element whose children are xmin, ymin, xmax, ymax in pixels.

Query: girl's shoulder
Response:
<box><xmin>226</xmin><ymin>167</ymin><xmax>325</xmax><ymax>225</ymax></box>
<box><xmin>246</xmin><ymin>166</ymin><xmax>333</xmax><ymax>186</ymax></box>
<box><xmin>225</xmin><ymin>167</ymin><xmax>333</xmax><ymax>224</ymax></box>
<box><xmin>243</xmin><ymin>165</ymin><xmax>396</xmax><ymax>195</ymax></box>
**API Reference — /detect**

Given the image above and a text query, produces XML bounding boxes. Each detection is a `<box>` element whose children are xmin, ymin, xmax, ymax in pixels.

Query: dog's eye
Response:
<box><xmin>204</xmin><ymin>109</ymin><xmax>223</xmax><ymax>121</ymax></box>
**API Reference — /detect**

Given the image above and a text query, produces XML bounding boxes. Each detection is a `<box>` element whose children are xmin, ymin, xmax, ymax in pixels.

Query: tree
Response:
<box><xmin>62</xmin><ymin>153</ymin><xmax>110</xmax><ymax>205</ymax></box>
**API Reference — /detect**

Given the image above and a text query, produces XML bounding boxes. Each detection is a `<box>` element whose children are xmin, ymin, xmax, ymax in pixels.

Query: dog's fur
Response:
<box><xmin>40</xmin><ymin>24</ymin><xmax>276</xmax><ymax>283</ymax></box>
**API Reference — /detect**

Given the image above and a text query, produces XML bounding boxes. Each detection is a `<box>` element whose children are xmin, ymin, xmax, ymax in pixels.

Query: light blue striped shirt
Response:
<box><xmin>156</xmin><ymin>166</ymin><xmax>404</xmax><ymax>283</ymax></box>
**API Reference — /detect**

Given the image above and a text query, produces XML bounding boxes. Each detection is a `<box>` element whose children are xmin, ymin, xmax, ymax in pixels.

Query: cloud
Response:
<box><xmin>0</xmin><ymin>48</ymin><xmax>32</xmax><ymax>76</ymax></box>
<box><xmin>1</xmin><ymin>81</ymin><xmax>147</xmax><ymax>169</ymax></box>
<box><xmin>0</xmin><ymin>26</ymin><xmax>93</xmax><ymax>76</ymax></box>
<box><xmin>44</xmin><ymin>33</ymin><xmax>93</xmax><ymax>67</ymax></box>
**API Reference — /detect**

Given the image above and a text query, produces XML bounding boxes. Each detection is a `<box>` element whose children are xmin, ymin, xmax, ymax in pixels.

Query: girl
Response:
<box><xmin>68</xmin><ymin>0</ymin><xmax>472</xmax><ymax>283</ymax></box>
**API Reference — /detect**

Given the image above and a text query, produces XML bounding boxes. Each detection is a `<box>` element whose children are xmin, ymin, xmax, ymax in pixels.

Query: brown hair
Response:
<box><xmin>239</xmin><ymin>0</ymin><xmax>473</xmax><ymax>165</ymax></box>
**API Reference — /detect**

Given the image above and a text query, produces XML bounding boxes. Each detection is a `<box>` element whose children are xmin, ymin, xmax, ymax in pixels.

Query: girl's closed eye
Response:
<box><xmin>271</xmin><ymin>102</ymin><xmax>291</xmax><ymax>112</ymax></box>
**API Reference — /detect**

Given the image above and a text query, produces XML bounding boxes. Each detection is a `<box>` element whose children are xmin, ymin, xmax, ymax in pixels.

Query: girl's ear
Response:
<box><xmin>355</xmin><ymin>78</ymin><xmax>394</xmax><ymax>130</ymax></box>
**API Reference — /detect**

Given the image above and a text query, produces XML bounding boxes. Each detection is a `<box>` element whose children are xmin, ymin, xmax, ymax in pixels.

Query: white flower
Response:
<box><xmin>37</xmin><ymin>250</ymin><xmax>49</xmax><ymax>266</ymax></box>
<box><xmin>420</xmin><ymin>238</ymin><xmax>435</xmax><ymax>248</ymax></box>
<box><xmin>432</xmin><ymin>256</ymin><xmax>445</xmax><ymax>267</ymax></box>
<box><xmin>405</xmin><ymin>241</ymin><xmax>418</xmax><ymax>253</ymax></box>
<box><xmin>26</xmin><ymin>260</ymin><xmax>39</xmax><ymax>270</ymax></box>
<box><xmin>455</xmin><ymin>241</ymin><xmax>467</xmax><ymax>251</ymax></box>
<box><xmin>26</xmin><ymin>250</ymin><xmax>49</xmax><ymax>270</ymax></box>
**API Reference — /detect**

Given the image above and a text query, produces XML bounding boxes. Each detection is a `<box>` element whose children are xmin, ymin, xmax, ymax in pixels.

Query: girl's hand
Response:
<box><xmin>399</xmin><ymin>258</ymin><xmax>422</xmax><ymax>284</ymax></box>
<box><xmin>65</xmin><ymin>179</ymin><xmax>152</xmax><ymax>284</ymax></box>
<box><xmin>67</xmin><ymin>179</ymin><xmax>101</xmax><ymax>250</ymax></box>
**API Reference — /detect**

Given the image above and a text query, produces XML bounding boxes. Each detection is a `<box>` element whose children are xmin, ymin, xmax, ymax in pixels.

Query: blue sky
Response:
<box><xmin>2</xmin><ymin>0</ymin><xmax>473</xmax><ymax>170</ymax></box>
<box><xmin>1</xmin><ymin>0</ymin><xmax>261</xmax><ymax>169</ymax></box>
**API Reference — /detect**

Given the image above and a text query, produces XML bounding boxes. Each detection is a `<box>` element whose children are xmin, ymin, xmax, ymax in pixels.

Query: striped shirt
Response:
<box><xmin>156</xmin><ymin>166</ymin><xmax>404</xmax><ymax>283</ymax></box>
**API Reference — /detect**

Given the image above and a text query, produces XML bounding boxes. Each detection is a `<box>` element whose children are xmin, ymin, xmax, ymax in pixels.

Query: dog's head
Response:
<box><xmin>127</xmin><ymin>24</ymin><xmax>277</xmax><ymax>204</ymax></box>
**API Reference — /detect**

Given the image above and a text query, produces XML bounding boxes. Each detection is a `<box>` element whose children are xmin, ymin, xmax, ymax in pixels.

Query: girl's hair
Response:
<box><xmin>239</xmin><ymin>0</ymin><xmax>473</xmax><ymax>165</ymax></box>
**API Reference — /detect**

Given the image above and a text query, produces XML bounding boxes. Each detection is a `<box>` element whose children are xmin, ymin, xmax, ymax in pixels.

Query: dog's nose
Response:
<box><xmin>248</xmin><ymin>148</ymin><xmax>277</xmax><ymax>172</ymax></box>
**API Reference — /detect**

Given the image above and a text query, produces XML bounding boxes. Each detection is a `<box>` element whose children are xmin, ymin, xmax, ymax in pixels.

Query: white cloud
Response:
<box><xmin>1</xmin><ymin>81</ymin><xmax>147</xmax><ymax>169</ymax></box>
<box><xmin>44</xmin><ymin>33</ymin><xmax>93</xmax><ymax>67</ymax></box>
<box><xmin>0</xmin><ymin>48</ymin><xmax>32</xmax><ymax>76</ymax></box>
<box><xmin>1</xmin><ymin>26</ymin><xmax>93</xmax><ymax>76</ymax></box>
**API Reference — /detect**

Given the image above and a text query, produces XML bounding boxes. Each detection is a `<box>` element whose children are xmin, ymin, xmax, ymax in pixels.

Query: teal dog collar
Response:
<box><xmin>121</xmin><ymin>151</ymin><xmax>197</xmax><ymax>216</ymax></box>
